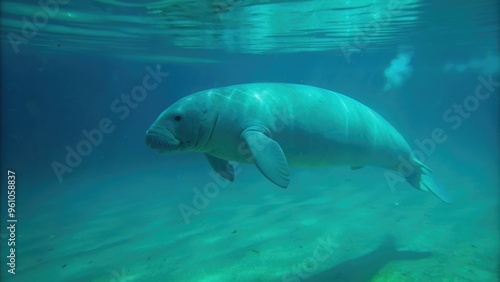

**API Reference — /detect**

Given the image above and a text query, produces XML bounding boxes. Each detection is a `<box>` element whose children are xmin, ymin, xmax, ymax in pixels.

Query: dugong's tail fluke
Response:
<box><xmin>406</xmin><ymin>161</ymin><xmax>453</xmax><ymax>204</ymax></box>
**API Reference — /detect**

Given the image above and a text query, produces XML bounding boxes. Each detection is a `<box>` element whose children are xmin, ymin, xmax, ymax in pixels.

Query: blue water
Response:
<box><xmin>1</xmin><ymin>0</ymin><xmax>499</xmax><ymax>281</ymax></box>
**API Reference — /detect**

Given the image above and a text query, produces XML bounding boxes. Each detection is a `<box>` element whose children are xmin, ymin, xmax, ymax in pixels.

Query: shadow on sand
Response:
<box><xmin>304</xmin><ymin>235</ymin><xmax>432</xmax><ymax>282</ymax></box>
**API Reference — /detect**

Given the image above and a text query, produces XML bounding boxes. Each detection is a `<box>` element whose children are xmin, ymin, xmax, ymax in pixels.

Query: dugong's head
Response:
<box><xmin>146</xmin><ymin>94</ymin><xmax>215</xmax><ymax>153</ymax></box>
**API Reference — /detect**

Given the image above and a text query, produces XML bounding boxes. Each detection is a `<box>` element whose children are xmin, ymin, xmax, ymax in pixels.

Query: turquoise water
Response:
<box><xmin>1</xmin><ymin>0</ymin><xmax>499</xmax><ymax>281</ymax></box>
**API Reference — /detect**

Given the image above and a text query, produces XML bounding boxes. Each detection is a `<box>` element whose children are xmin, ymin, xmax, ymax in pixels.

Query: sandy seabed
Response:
<box><xmin>3</xmin><ymin>150</ymin><xmax>498</xmax><ymax>282</ymax></box>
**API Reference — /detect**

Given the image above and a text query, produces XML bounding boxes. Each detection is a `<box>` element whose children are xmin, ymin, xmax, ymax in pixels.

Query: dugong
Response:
<box><xmin>146</xmin><ymin>83</ymin><xmax>452</xmax><ymax>203</ymax></box>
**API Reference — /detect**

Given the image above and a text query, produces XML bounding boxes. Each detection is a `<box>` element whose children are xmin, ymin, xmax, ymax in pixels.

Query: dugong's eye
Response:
<box><xmin>174</xmin><ymin>115</ymin><xmax>182</xmax><ymax>121</ymax></box>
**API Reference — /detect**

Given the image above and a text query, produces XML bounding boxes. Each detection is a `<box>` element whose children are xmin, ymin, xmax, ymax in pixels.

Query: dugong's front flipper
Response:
<box><xmin>241</xmin><ymin>128</ymin><xmax>290</xmax><ymax>188</ymax></box>
<box><xmin>205</xmin><ymin>154</ymin><xmax>235</xmax><ymax>181</ymax></box>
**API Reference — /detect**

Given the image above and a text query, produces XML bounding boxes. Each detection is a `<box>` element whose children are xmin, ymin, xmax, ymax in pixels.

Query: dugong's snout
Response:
<box><xmin>146</xmin><ymin>127</ymin><xmax>180</xmax><ymax>152</ymax></box>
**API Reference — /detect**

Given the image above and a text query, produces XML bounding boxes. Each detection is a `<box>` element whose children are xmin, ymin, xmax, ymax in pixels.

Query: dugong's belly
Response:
<box><xmin>272</xmin><ymin>125</ymin><xmax>405</xmax><ymax>168</ymax></box>
<box><xmin>218</xmin><ymin>122</ymin><xmax>409</xmax><ymax>170</ymax></box>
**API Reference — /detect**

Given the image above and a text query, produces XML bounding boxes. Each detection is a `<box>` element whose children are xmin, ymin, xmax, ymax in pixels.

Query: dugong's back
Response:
<box><xmin>205</xmin><ymin>83</ymin><xmax>412</xmax><ymax>169</ymax></box>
